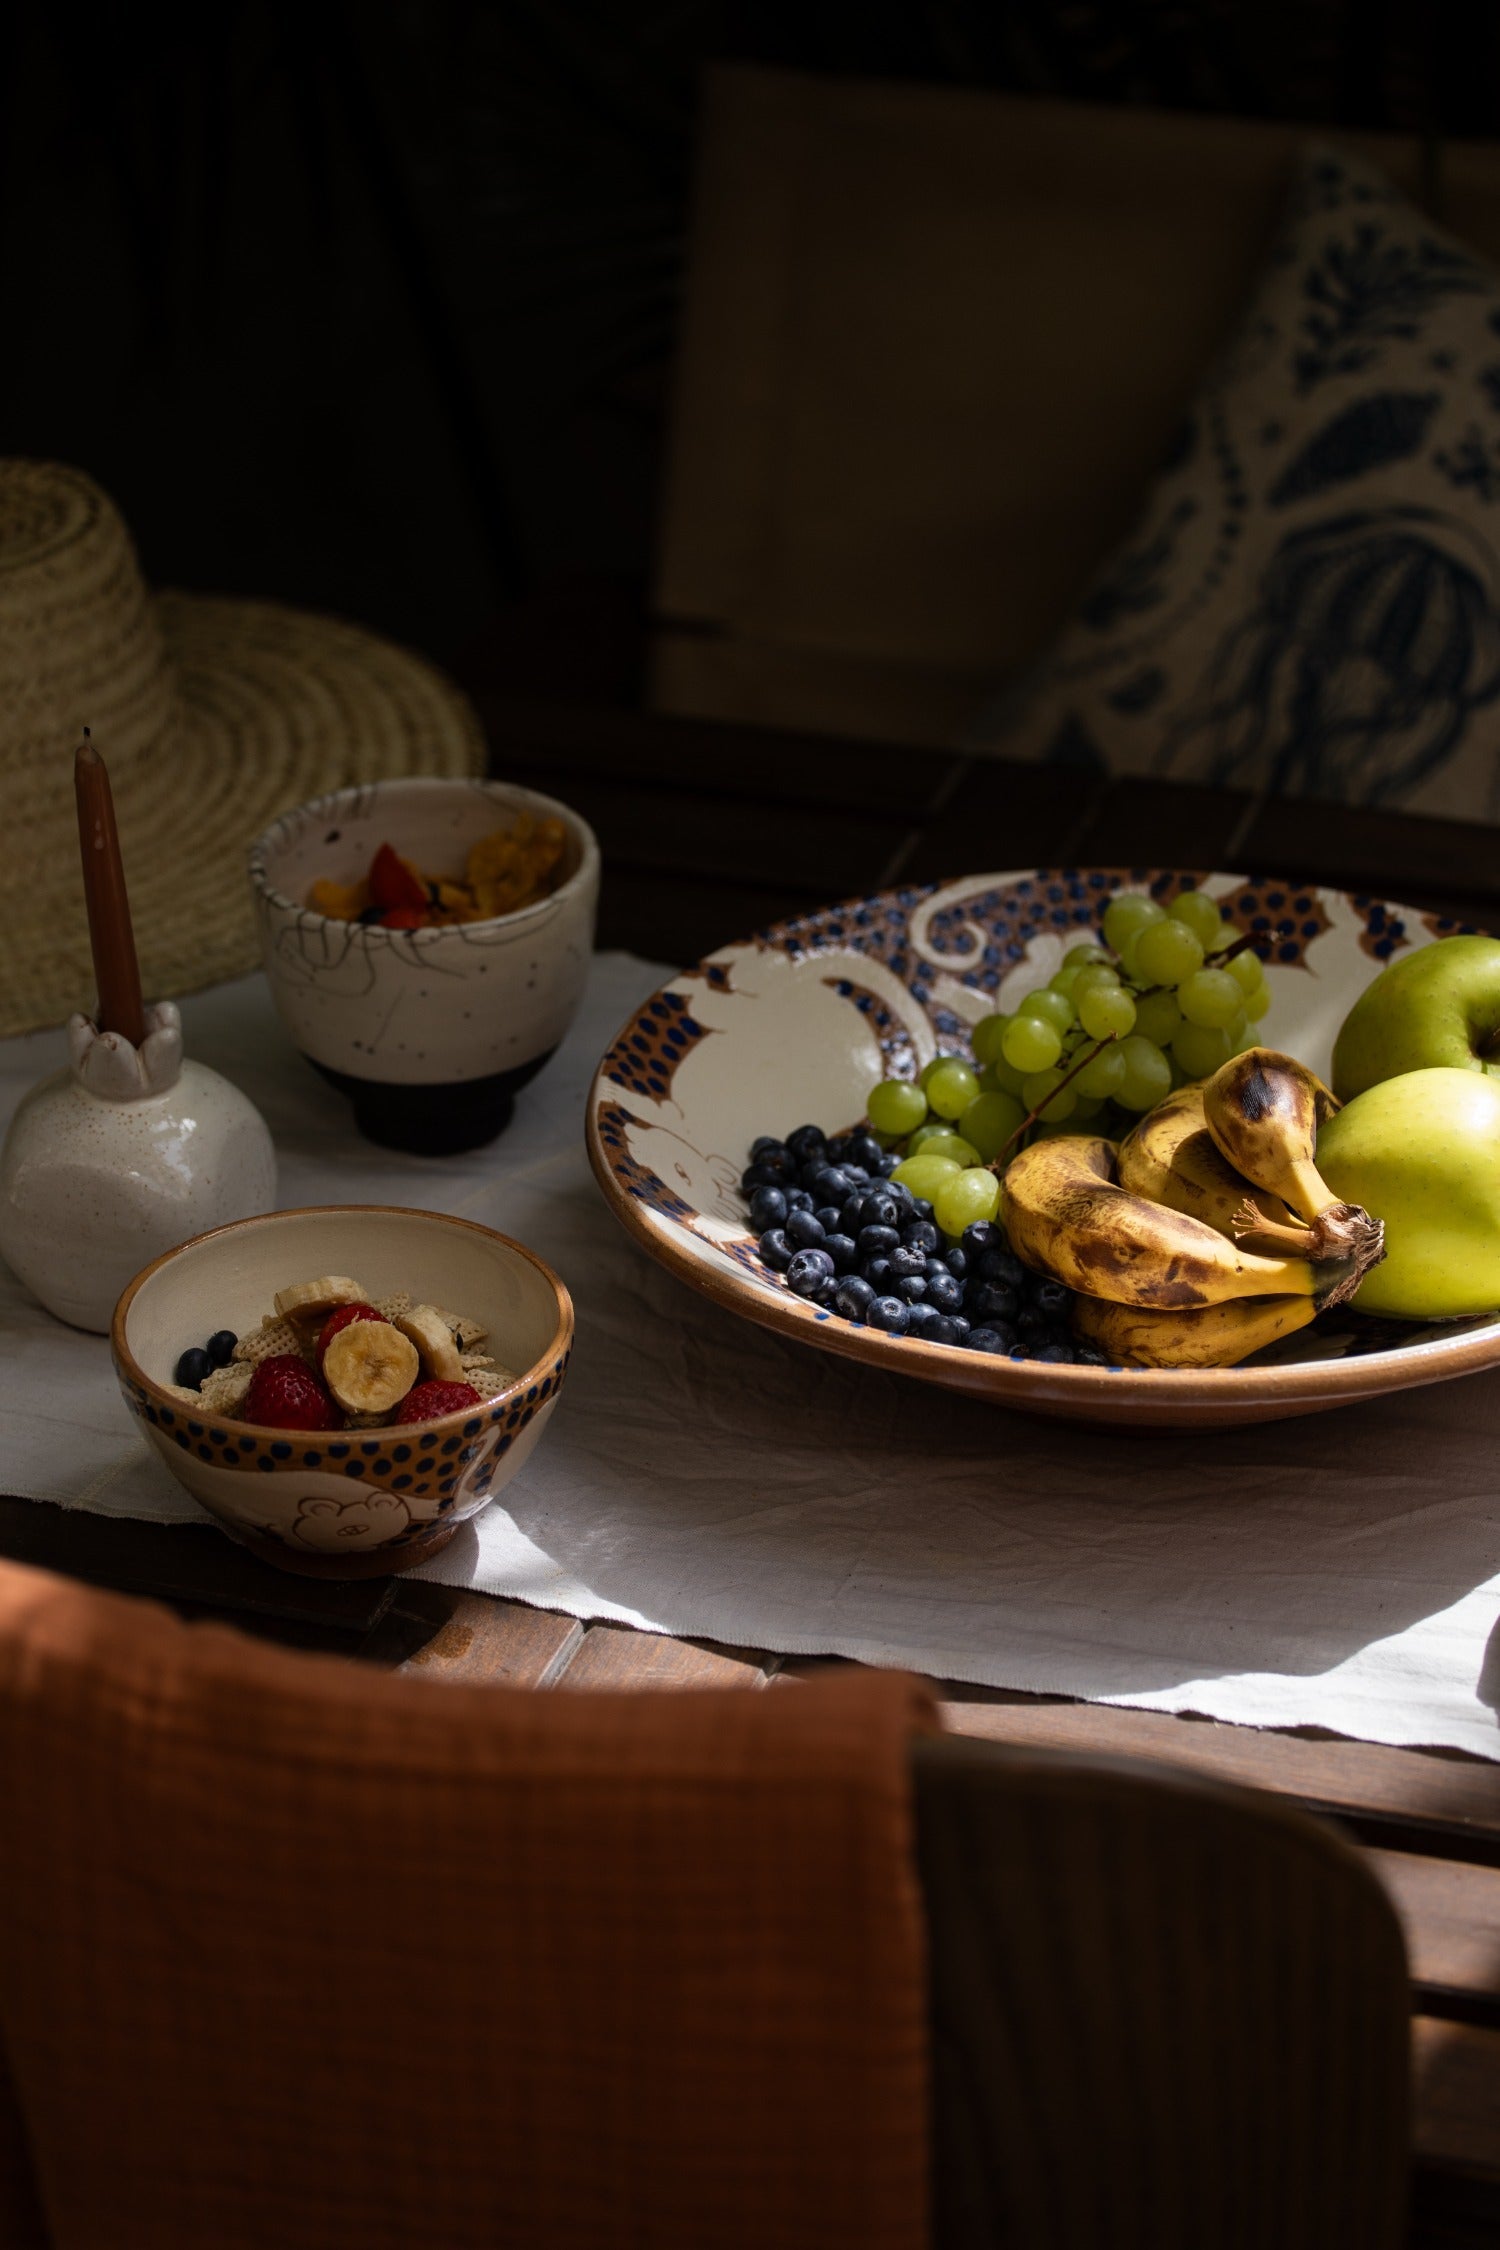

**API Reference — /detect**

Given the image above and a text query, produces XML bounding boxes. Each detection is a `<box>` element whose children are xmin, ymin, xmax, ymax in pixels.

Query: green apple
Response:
<box><xmin>1316</xmin><ymin>1067</ymin><xmax>1500</xmax><ymax>1319</ymax></box>
<box><xmin>1332</xmin><ymin>934</ymin><xmax>1500</xmax><ymax>1101</ymax></box>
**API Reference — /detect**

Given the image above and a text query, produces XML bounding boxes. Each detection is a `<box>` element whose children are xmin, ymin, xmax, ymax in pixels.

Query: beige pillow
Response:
<box><xmin>975</xmin><ymin>143</ymin><xmax>1500</xmax><ymax>822</ymax></box>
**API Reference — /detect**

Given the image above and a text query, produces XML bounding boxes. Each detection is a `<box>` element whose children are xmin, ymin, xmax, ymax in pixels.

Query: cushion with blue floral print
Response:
<box><xmin>973</xmin><ymin>143</ymin><xmax>1500</xmax><ymax>822</ymax></box>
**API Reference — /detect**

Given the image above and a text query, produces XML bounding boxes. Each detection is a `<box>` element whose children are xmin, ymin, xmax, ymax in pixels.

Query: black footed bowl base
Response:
<box><xmin>310</xmin><ymin>1050</ymin><xmax>557</xmax><ymax>1156</ymax></box>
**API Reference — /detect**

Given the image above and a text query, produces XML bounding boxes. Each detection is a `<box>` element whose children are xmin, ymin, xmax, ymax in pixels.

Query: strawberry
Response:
<box><xmin>315</xmin><ymin>1303</ymin><xmax>387</xmax><ymax>1367</ymax></box>
<box><xmin>368</xmin><ymin>842</ymin><xmax>427</xmax><ymax>912</ymax></box>
<box><xmin>394</xmin><ymin>1380</ymin><xmax>482</xmax><ymax>1426</ymax></box>
<box><xmin>242</xmin><ymin>1354</ymin><xmax>343</xmax><ymax>1432</ymax></box>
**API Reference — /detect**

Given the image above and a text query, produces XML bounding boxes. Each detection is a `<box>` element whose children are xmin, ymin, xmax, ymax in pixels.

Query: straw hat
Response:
<box><xmin>0</xmin><ymin>459</ymin><xmax>486</xmax><ymax>1037</ymax></box>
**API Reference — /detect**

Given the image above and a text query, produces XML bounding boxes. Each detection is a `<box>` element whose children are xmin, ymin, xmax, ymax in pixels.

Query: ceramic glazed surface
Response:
<box><xmin>113</xmin><ymin>1206</ymin><xmax>572</xmax><ymax>1573</ymax></box>
<box><xmin>586</xmin><ymin>867</ymin><xmax>1500</xmax><ymax>1430</ymax></box>
<box><xmin>249</xmin><ymin>778</ymin><xmax>600</xmax><ymax>1088</ymax></box>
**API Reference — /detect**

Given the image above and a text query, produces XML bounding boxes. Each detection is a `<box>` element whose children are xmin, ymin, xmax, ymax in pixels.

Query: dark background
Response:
<box><xmin>2</xmin><ymin>0</ymin><xmax>1491</xmax><ymax>707</ymax></box>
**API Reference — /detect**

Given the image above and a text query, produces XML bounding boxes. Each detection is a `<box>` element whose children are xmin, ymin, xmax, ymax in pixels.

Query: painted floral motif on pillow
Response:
<box><xmin>975</xmin><ymin>144</ymin><xmax>1500</xmax><ymax>821</ymax></box>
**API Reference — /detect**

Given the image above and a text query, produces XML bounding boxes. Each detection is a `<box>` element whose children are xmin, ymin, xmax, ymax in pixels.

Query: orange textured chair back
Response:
<box><xmin>0</xmin><ymin>1561</ymin><xmax>933</xmax><ymax>2250</ymax></box>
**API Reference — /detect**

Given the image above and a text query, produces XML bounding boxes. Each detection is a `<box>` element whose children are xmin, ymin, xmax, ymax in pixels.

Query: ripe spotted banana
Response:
<box><xmin>1116</xmin><ymin>1084</ymin><xmax>1295</xmax><ymax>1240</ymax></box>
<box><xmin>274</xmin><ymin>1275</ymin><xmax>369</xmax><ymax>1323</ymax></box>
<box><xmin>1202</xmin><ymin>1048</ymin><xmax>1386</xmax><ymax>1271</ymax></box>
<box><xmin>322</xmin><ymin>1320</ymin><xmax>419</xmax><ymax>1414</ymax></box>
<box><xmin>1000</xmin><ymin>1135</ymin><xmax>1369</xmax><ymax>1310</ymax></box>
<box><xmin>397</xmin><ymin>1304</ymin><xmax>466</xmax><ymax>1384</ymax></box>
<box><xmin>1071</xmin><ymin>1291</ymin><xmax>1316</xmax><ymax>1369</ymax></box>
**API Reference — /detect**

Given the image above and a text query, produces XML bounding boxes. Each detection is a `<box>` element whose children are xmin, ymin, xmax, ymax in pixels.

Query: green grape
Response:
<box><xmin>1178</xmin><ymin>967</ymin><xmax>1244</xmax><ymax>1029</ymax></box>
<box><xmin>905</xmin><ymin>1121</ymin><xmax>950</xmax><ymax>1155</ymax></box>
<box><xmin>933</xmin><ymin>1167</ymin><xmax>1002</xmax><ymax>1239</ymax></box>
<box><xmin>1070</xmin><ymin>1092</ymin><xmax>1104</xmax><ymax>1121</ymax></box>
<box><xmin>1114</xmin><ymin>1035</ymin><xmax>1173</xmax><ymax>1112</ymax></box>
<box><xmin>866</xmin><ymin>1079</ymin><xmax>928</xmax><ymax>1137</ymax></box>
<box><xmin>1132</xmin><ymin>988</ymin><xmax>1183</xmax><ymax>1047</ymax></box>
<box><xmin>1072</xmin><ymin>962</ymin><xmax>1121</xmax><ymax>1002</ymax></box>
<box><xmin>891</xmin><ymin>1153</ymin><xmax>962</xmax><ymax>1200</ymax></box>
<box><xmin>1077</xmin><ymin>983</ymin><xmax>1138</xmax><ymax>1041</ymax></box>
<box><xmin>1132</xmin><ymin>918</ymin><xmax>1205</xmax><ymax>988</ymax></box>
<box><xmin>1049</xmin><ymin>965</ymin><xmax>1083</xmax><ymax>999</ymax></box>
<box><xmin>1074</xmin><ymin>1042</ymin><xmax>1126</xmax><ymax>1099</ymax></box>
<box><xmin>979</xmin><ymin>1054</ymin><xmax>1030</xmax><ymax>1096</ymax></box>
<box><xmin>1021</xmin><ymin>1067</ymin><xmax>1078</xmax><ymax>1121</ymax></box>
<box><xmin>909</xmin><ymin>1129</ymin><xmax>981</xmax><ymax>1168</ymax></box>
<box><xmin>1167</xmin><ymin>889</ymin><xmax>1225</xmax><ymax>947</ymax></box>
<box><xmin>1226</xmin><ymin>947</ymin><xmax>1265</xmax><ymax>994</ymax></box>
<box><xmin>959</xmin><ymin>1091</ymin><xmax>1025</xmax><ymax>1161</ymax></box>
<box><xmin>1018</xmin><ymin>987</ymin><xmax>1075</xmax><ymax>1034</ymax></box>
<box><xmin>971</xmin><ymin>1012</ymin><xmax>1012</xmax><ymax>1067</ymax></box>
<box><xmin>925</xmin><ymin>1058</ymin><xmax>981</xmax><ymax>1119</ymax></box>
<box><xmin>1102</xmin><ymin>892</ymin><xmax>1166</xmax><ymax>956</ymax></box>
<box><xmin>1230</xmin><ymin>1013</ymin><xmax>1255</xmax><ymax>1054</ymax></box>
<box><xmin>1172</xmin><ymin>1022</ymin><xmax>1233</xmax><ymax>1079</ymax></box>
<box><xmin>1243</xmin><ymin>979</ymin><xmax>1272</xmax><ymax>1023</ymax></box>
<box><xmin>1063</xmin><ymin>941</ymin><xmax>1111</xmax><ymax>969</ymax></box>
<box><xmin>1001</xmin><ymin>1015</ymin><xmax>1062</xmax><ymax>1073</ymax></box>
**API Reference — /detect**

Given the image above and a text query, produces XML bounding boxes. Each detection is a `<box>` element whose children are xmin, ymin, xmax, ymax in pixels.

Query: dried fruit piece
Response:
<box><xmin>369</xmin><ymin>843</ymin><xmax>427</xmax><ymax>912</ymax></box>
<box><xmin>396</xmin><ymin>1304</ymin><xmax>466</xmax><ymax>1383</ymax></box>
<box><xmin>394</xmin><ymin>1380</ymin><xmax>482</xmax><ymax>1425</ymax></box>
<box><xmin>322</xmin><ymin>1320</ymin><xmax>419</xmax><ymax>1414</ymax></box>
<box><xmin>243</xmin><ymin>1355</ymin><xmax>342</xmax><ymax>1432</ymax></box>
<box><xmin>307</xmin><ymin>878</ymin><xmax>369</xmax><ymax>921</ymax></box>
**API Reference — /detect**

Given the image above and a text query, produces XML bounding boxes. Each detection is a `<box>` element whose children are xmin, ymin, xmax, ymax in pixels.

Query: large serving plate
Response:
<box><xmin>585</xmin><ymin>869</ymin><xmax>1500</xmax><ymax>1429</ymax></box>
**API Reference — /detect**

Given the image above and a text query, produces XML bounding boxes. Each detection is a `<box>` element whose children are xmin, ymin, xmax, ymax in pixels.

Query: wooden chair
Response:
<box><xmin>916</xmin><ymin>1734</ymin><xmax>1409</xmax><ymax>2249</ymax></box>
<box><xmin>654</xmin><ymin>65</ymin><xmax>1500</xmax><ymax>751</ymax></box>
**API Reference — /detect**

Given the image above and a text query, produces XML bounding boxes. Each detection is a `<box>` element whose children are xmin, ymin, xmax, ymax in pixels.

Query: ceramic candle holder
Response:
<box><xmin>0</xmin><ymin>1001</ymin><xmax>277</xmax><ymax>1332</ymax></box>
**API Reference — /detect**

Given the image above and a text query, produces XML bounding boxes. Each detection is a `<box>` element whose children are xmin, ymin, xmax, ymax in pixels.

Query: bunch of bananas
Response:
<box><xmin>1000</xmin><ymin>1049</ymin><xmax>1388</xmax><ymax>1368</ymax></box>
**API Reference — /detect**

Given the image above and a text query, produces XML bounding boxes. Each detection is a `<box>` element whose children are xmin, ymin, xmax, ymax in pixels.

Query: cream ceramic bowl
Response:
<box><xmin>587</xmin><ymin>866</ymin><xmax>1500</xmax><ymax>1431</ymax></box>
<box><xmin>250</xmin><ymin>777</ymin><xmax>600</xmax><ymax>1153</ymax></box>
<box><xmin>113</xmin><ymin>1206</ymin><xmax>573</xmax><ymax>1576</ymax></box>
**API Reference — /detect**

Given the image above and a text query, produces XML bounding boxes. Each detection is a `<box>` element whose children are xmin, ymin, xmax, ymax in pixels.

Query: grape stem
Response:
<box><xmin>1206</xmin><ymin>931</ymin><xmax>1260</xmax><ymax>971</ymax></box>
<box><xmin>990</xmin><ymin>1033</ymin><xmax>1120</xmax><ymax>1170</ymax></box>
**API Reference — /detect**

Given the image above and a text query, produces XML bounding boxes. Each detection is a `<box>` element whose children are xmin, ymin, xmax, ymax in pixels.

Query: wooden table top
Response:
<box><xmin>5</xmin><ymin>703</ymin><xmax>1499</xmax><ymax>2247</ymax></box>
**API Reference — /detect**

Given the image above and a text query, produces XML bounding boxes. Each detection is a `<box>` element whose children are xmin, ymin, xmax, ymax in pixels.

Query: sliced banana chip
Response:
<box><xmin>396</xmin><ymin>1304</ymin><xmax>466</xmax><ymax>1384</ymax></box>
<box><xmin>274</xmin><ymin>1276</ymin><xmax>369</xmax><ymax>1322</ymax></box>
<box><xmin>323</xmin><ymin>1321</ymin><xmax>419</xmax><ymax>1415</ymax></box>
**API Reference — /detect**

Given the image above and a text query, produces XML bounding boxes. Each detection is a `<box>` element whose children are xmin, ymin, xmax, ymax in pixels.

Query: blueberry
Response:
<box><xmin>979</xmin><ymin>1247</ymin><xmax>1025</xmax><ymax>1288</ymax></box>
<box><xmin>1033</xmin><ymin>1279</ymin><xmax>1072</xmax><ymax>1320</ymax></box>
<box><xmin>863</xmin><ymin>1256</ymin><xmax>895</xmax><ymax>1292</ymax></box>
<box><xmin>862</xmin><ymin>1191</ymin><xmax>900</xmax><ymax>1231</ymax></box>
<box><xmin>944</xmin><ymin>1247</ymin><xmax>969</xmax><ymax>1280</ymax></box>
<box><xmin>961</xmin><ymin>1220</ymin><xmax>1002</xmax><ymax>1258</ymax></box>
<box><xmin>1015</xmin><ymin>1305</ymin><xmax>1051</xmax><ymax>1338</ymax></box>
<box><xmin>925</xmin><ymin>1314</ymin><xmax>963</xmax><ymax>1346</ymax></box>
<box><xmin>840</xmin><ymin>1196</ymin><xmax>869</xmax><ymax>1235</ymax></box>
<box><xmin>787</xmin><ymin>1248</ymin><xmax>837</xmax><ymax>1300</ymax></box>
<box><xmin>786</xmin><ymin>1207</ymin><xmax>827</xmax><ymax>1249</ymax></box>
<box><xmin>785</xmin><ymin>1189</ymin><xmax>815</xmax><ymax>1212</ymax></box>
<box><xmin>743</xmin><ymin>1157</ymin><xmax>794</xmax><ymax>1190</ymax></box>
<box><xmin>903</xmin><ymin>1220</ymin><xmax>940</xmax><ymax>1255</ymax></box>
<box><xmin>841</xmin><ymin>1164</ymin><xmax>871</xmax><ymax>1187</ymax></box>
<box><xmin>897</xmin><ymin>1274</ymin><xmax>928</xmax><ymax>1304</ymax></box>
<box><xmin>748</xmin><ymin>1184</ymin><xmax>788</xmax><ymax>1230</ymax></box>
<box><xmin>868</xmin><ymin>1295</ymin><xmax>910</xmax><ymax>1336</ymax></box>
<box><xmin>882</xmin><ymin>1180</ymin><xmax>913</xmax><ymax>1210</ymax></box>
<box><xmin>948</xmin><ymin>1316</ymin><xmax>971</xmax><ymax>1343</ymax></box>
<box><xmin>925</xmin><ymin>1271</ymin><xmax>964</xmax><ymax>1316</ymax></box>
<box><xmin>1035</xmin><ymin>1340</ymin><xmax>1076</xmax><ymax>1364</ymax></box>
<box><xmin>858</xmin><ymin>1224</ymin><xmax>900</xmax><ymax>1261</ymax></box>
<box><xmin>966</xmin><ymin>1327</ymin><xmax>1007</xmax><ymax>1354</ymax></box>
<box><xmin>758</xmin><ymin>1228</ymin><xmax>794</xmax><ymax>1272</ymax></box>
<box><xmin>786</xmin><ymin>1125</ymin><xmax>828</xmax><ymax>1164</ymax></box>
<box><xmin>823</xmin><ymin>1233</ymin><xmax>859</xmax><ymax>1273</ymax></box>
<box><xmin>845</xmin><ymin>1133</ymin><xmax>884</xmax><ymax>1173</ymax></box>
<box><xmin>877</xmin><ymin>1152</ymin><xmax>903</xmax><ymax>1177</ymax></box>
<box><xmin>911</xmin><ymin>1197</ymin><xmax>935</xmax><ymax>1224</ymax></box>
<box><xmin>834</xmin><ymin>1275</ymin><xmax>876</xmax><ymax>1322</ymax></box>
<box><xmin>904</xmin><ymin>1300</ymin><xmax>937</xmax><ymax>1336</ymax></box>
<box><xmin>811</xmin><ymin>1206</ymin><xmax>841</xmax><ymax>1236</ymax></box>
<box><xmin>205</xmin><ymin>1329</ymin><xmax>237</xmax><ymax>1368</ymax></box>
<box><xmin>825</xmin><ymin>1133</ymin><xmax>853</xmax><ymax>1164</ymax></box>
<box><xmin>968</xmin><ymin>1280</ymin><xmax>1019</xmax><ymax>1323</ymax></box>
<box><xmin>810</xmin><ymin>1166</ymin><xmax>853</xmax><ymax>1204</ymax></box>
<box><xmin>750</xmin><ymin>1135</ymin><xmax>786</xmax><ymax>1161</ymax></box>
<box><xmin>174</xmin><ymin>1346</ymin><xmax>212</xmax><ymax>1390</ymax></box>
<box><xmin>889</xmin><ymin>1244</ymin><xmax>927</xmax><ymax>1281</ymax></box>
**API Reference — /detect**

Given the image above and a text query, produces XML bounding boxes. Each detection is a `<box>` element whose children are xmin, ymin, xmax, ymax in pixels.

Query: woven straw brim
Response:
<box><xmin>0</xmin><ymin>592</ymin><xmax>484</xmax><ymax>1037</ymax></box>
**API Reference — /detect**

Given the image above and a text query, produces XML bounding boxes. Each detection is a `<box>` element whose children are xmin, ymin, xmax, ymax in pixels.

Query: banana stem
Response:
<box><xmin>991</xmin><ymin>1032</ymin><xmax>1120</xmax><ymax>1169</ymax></box>
<box><xmin>1229</xmin><ymin>1198</ymin><xmax>1319</xmax><ymax>1258</ymax></box>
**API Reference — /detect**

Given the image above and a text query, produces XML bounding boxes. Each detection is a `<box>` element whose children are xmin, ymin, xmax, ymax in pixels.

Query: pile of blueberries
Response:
<box><xmin>742</xmin><ymin>1124</ymin><xmax>1101</xmax><ymax>1363</ymax></box>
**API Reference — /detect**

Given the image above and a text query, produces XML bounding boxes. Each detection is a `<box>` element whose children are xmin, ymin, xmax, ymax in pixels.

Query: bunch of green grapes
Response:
<box><xmin>864</xmin><ymin>887</ymin><xmax>1271</xmax><ymax>1229</ymax></box>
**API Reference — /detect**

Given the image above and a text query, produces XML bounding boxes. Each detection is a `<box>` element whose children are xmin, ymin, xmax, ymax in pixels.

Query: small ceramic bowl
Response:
<box><xmin>112</xmin><ymin>1205</ymin><xmax>573</xmax><ymax>1577</ymax></box>
<box><xmin>250</xmin><ymin>777</ymin><xmax>600</xmax><ymax>1153</ymax></box>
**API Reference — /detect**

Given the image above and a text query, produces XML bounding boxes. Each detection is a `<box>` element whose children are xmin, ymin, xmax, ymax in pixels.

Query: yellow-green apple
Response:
<box><xmin>1316</xmin><ymin>1067</ymin><xmax>1500</xmax><ymax>1318</ymax></box>
<box><xmin>1333</xmin><ymin>934</ymin><xmax>1500</xmax><ymax>1101</ymax></box>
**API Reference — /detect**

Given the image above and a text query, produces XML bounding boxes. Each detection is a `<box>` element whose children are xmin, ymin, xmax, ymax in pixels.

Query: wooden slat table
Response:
<box><xmin>4</xmin><ymin>706</ymin><xmax>1499</xmax><ymax>2247</ymax></box>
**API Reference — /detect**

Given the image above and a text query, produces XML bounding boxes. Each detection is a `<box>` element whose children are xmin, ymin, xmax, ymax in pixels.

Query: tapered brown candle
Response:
<box><xmin>74</xmin><ymin>728</ymin><xmax>145</xmax><ymax>1047</ymax></box>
